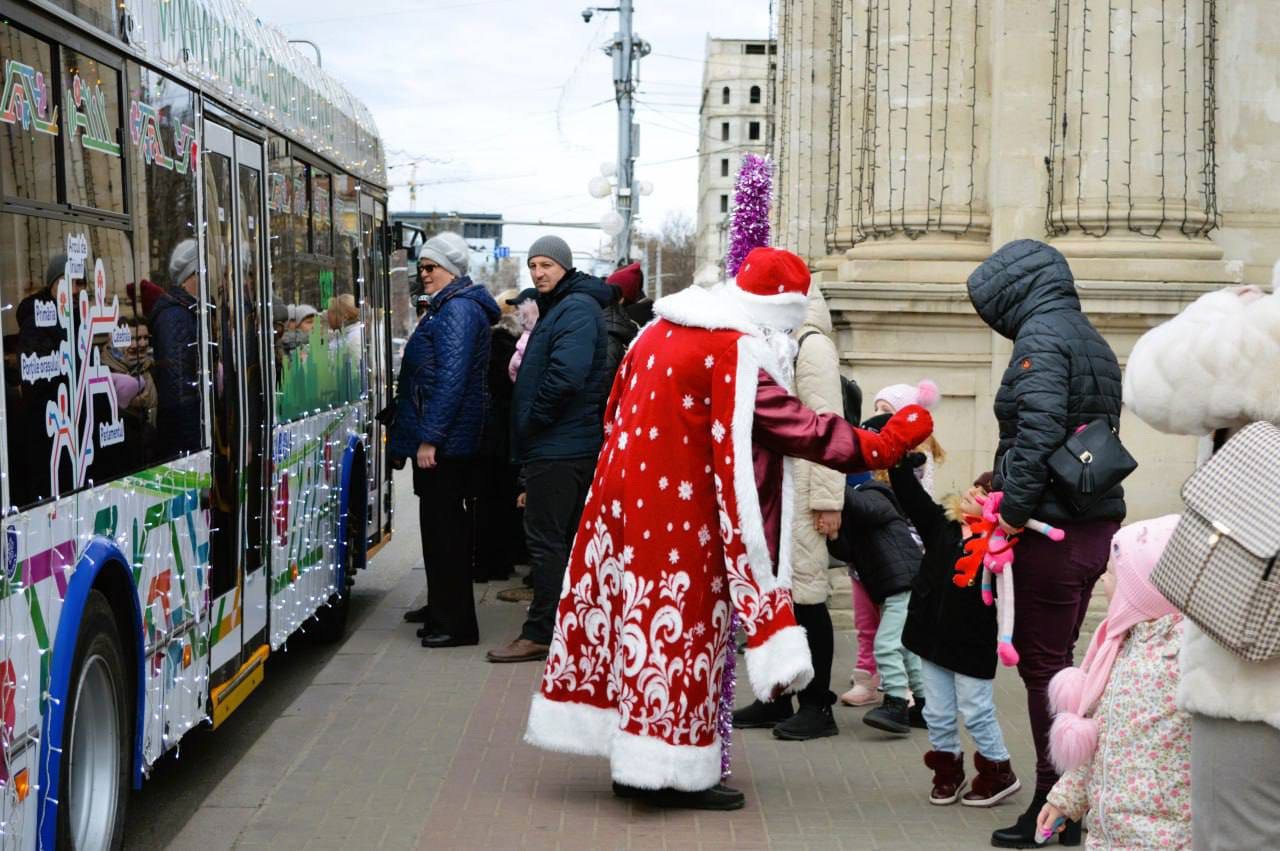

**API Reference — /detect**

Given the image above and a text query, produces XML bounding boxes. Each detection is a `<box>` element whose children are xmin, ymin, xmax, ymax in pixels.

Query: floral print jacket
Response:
<box><xmin>1047</xmin><ymin>614</ymin><xmax>1192</xmax><ymax>850</ymax></box>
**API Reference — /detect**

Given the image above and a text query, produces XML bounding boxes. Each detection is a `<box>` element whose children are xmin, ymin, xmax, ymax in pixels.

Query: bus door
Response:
<box><xmin>362</xmin><ymin>195</ymin><xmax>393</xmax><ymax>541</ymax></box>
<box><xmin>203</xmin><ymin>121</ymin><xmax>272</xmax><ymax>723</ymax></box>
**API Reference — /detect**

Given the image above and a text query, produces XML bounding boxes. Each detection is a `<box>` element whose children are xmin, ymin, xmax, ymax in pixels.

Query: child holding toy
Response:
<box><xmin>1036</xmin><ymin>515</ymin><xmax>1191</xmax><ymax>849</ymax></box>
<box><xmin>891</xmin><ymin>464</ymin><xmax>1022</xmax><ymax>808</ymax></box>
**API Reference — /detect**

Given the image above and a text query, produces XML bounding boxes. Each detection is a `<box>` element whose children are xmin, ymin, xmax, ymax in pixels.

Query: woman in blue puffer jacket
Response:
<box><xmin>389</xmin><ymin>232</ymin><xmax>500</xmax><ymax>649</ymax></box>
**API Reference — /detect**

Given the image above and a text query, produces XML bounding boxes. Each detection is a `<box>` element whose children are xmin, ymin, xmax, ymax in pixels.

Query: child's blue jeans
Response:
<box><xmin>920</xmin><ymin>658</ymin><xmax>1010</xmax><ymax>761</ymax></box>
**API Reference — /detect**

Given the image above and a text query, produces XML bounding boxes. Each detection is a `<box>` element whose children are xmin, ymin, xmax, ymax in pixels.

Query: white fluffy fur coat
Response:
<box><xmin>1124</xmin><ymin>267</ymin><xmax>1280</xmax><ymax>729</ymax></box>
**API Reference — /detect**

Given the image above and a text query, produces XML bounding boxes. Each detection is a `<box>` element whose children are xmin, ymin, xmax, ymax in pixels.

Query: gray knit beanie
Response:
<box><xmin>417</xmin><ymin>231</ymin><xmax>470</xmax><ymax>278</ymax></box>
<box><xmin>168</xmin><ymin>238</ymin><xmax>200</xmax><ymax>287</ymax></box>
<box><xmin>526</xmin><ymin>235</ymin><xmax>574</xmax><ymax>273</ymax></box>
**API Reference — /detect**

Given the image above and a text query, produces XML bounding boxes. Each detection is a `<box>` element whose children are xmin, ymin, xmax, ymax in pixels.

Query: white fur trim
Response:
<box><xmin>725</xmin><ymin>286</ymin><xmax>809</xmax><ymax>334</ymax></box>
<box><xmin>654</xmin><ymin>282</ymin><xmax>808</xmax><ymax>337</ymax></box>
<box><xmin>524</xmin><ymin>696</ymin><xmax>722</xmax><ymax>791</ymax></box>
<box><xmin>524</xmin><ymin>694</ymin><xmax>617</xmax><ymax>756</ymax></box>
<box><xmin>610</xmin><ymin>729</ymin><xmax>722</xmax><ymax>792</ymax></box>
<box><xmin>744</xmin><ymin>624</ymin><xmax>814</xmax><ymax>701</ymax></box>
<box><xmin>729</xmin><ymin>337</ymin><xmax>796</xmax><ymax>599</ymax></box>
<box><xmin>1177</xmin><ymin>621</ymin><xmax>1280</xmax><ymax>730</ymax></box>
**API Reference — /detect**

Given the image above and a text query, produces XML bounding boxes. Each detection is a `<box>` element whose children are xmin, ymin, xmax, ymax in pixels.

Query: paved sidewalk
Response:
<box><xmin>160</xmin><ymin>471</ymin><xmax>1101</xmax><ymax>850</ymax></box>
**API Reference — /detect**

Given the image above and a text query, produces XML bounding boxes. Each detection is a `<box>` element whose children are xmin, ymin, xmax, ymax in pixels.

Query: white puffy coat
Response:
<box><xmin>790</xmin><ymin>287</ymin><xmax>847</xmax><ymax>605</ymax></box>
<box><xmin>1123</xmin><ymin>273</ymin><xmax>1280</xmax><ymax>730</ymax></box>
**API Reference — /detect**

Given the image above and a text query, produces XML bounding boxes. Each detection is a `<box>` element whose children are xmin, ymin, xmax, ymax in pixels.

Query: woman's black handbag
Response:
<box><xmin>1047</xmin><ymin>419</ymin><xmax>1138</xmax><ymax>514</ymax></box>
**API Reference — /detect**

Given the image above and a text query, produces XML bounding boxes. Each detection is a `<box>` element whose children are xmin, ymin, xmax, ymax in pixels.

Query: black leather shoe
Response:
<box><xmin>991</xmin><ymin>789</ymin><xmax>1049</xmax><ymax>848</ymax></box>
<box><xmin>863</xmin><ymin>694</ymin><xmax>911</xmax><ymax>736</ymax></box>
<box><xmin>649</xmin><ymin>784</ymin><xmax>745</xmax><ymax>811</ymax></box>
<box><xmin>772</xmin><ymin>703</ymin><xmax>838</xmax><ymax>741</ymax></box>
<box><xmin>403</xmin><ymin>605</ymin><xmax>430</xmax><ymax>624</ymax></box>
<box><xmin>611</xmin><ymin>782</ymin><xmax>649</xmax><ymax>799</ymax></box>
<box><xmin>421</xmin><ymin>633</ymin><xmax>479</xmax><ymax>648</ymax></box>
<box><xmin>732</xmin><ymin>698</ymin><xmax>794</xmax><ymax>729</ymax></box>
<box><xmin>909</xmin><ymin>697</ymin><xmax>928</xmax><ymax>729</ymax></box>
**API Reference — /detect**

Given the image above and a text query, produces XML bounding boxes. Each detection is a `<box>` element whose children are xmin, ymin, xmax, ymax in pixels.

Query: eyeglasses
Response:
<box><xmin>418</xmin><ymin>264</ymin><xmax>438</xmax><ymax>274</ymax></box>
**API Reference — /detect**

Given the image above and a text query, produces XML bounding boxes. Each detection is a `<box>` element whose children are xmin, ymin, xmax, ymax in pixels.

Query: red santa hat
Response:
<box><xmin>727</xmin><ymin>247</ymin><xmax>811</xmax><ymax>332</ymax></box>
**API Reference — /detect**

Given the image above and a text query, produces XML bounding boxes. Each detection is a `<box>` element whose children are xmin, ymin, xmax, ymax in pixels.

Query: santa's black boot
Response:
<box><xmin>732</xmin><ymin>697</ymin><xmax>794</xmax><ymax>729</ymax></box>
<box><xmin>650</xmin><ymin>784</ymin><xmax>746</xmax><ymax>811</ymax></box>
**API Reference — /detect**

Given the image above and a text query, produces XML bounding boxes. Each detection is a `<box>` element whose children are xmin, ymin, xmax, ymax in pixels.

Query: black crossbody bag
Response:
<box><xmin>1045</xmin><ymin>357</ymin><xmax>1138</xmax><ymax>514</ymax></box>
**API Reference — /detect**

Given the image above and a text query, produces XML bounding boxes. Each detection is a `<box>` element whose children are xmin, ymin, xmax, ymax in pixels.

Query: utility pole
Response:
<box><xmin>587</xmin><ymin>4</ymin><xmax>650</xmax><ymax>263</ymax></box>
<box><xmin>654</xmin><ymin>241</ymin><xmax>663</xmax><ymax>300</ymax></box>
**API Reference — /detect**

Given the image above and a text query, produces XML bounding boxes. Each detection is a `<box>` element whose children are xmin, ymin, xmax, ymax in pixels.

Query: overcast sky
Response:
<box><xmin>249</xmin><ymin>0</ymin><xmax>770</xmax><ymax>262</ymax></box>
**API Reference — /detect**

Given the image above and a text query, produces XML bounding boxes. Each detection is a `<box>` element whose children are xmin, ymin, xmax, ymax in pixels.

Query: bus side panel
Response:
<box><xmin>268</xmin><ymin>406</ymin><xmax>361</xmax><ymax>649</ymax></box>
<box><xmin>0</xmin><ymin>454</ymin><xmax>212</xmax><ymax>843</ymax></box>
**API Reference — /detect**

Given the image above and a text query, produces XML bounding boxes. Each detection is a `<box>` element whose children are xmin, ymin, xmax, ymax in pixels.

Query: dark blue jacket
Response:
<box><xmin>390</xmin><ymin>277</ymin><xmax>500</xmax><ymax>460</ymax></box>
<box><xmin>511</xmin><ymin>270</ymin><xmax>612</xmax><ymax>463</ymax></box>
<box><xmin>149</xmin><ymin>286</ymin><xmax>202</xmax><ymax>457</ymax></box>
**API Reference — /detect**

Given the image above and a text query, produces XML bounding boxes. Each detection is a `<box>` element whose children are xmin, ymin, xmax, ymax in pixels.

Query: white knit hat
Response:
<box><xmin>874</xmin><ymin>379</ymin><xmax>941</xmax><ymax>414</ymax></box>
<box><xmin>417</xmin><ymin>231</ymin><xmax>470</xmax><ymax>277</ymax></box>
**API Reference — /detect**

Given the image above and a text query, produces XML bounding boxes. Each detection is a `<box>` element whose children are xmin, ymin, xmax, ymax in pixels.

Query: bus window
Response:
<box><xmin>311</xmin><ymin>168</ymin><xmax>332</xmax><ymax>257</ymax></box>
<box><xmin>47</xmin><ymin>0</ymin><xmax>117</xmax><ymax>36</ymax></box>
<box><xmin>267</xmin><ymin>136</ymin><xmax>293</xmax><ymax>384</ymax></box>
<box><xmin>62</xmin><ymin>48</ymin><xmax>126</xmax><ymax>215</ymax></box>
<box><xmin>0</xmin><ymin>22</ymin><xmax>58</xmax><ymax>204</ymax></box>
<box><xmin>125</xmin><ymin>63</ymin><xmax>202</xmax><ymax>461</ymax></box>
<box><xmin>293</xmin><ymin>160</ymin><xmax>310</xmax><ymax>256</ymax></box>
<box><xmin>0</xmin><ymin>218</ymin><xmax>151</xmax><ymax>510</ymax></box>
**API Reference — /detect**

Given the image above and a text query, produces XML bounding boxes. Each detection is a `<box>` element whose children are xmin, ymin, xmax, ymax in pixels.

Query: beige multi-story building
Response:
<box><xmin>772</xmin><ymin>0</ymin><xmax>1276</xmax><ymax>521</ymax></box>
<box><xmin>694</xmin><ymin>37</ymin><xmax>775</xmax><ymax>281</ymax></box>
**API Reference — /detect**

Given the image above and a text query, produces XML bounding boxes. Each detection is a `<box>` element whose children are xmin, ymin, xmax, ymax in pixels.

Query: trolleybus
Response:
<box><xmin>0</xmin><ymin>0</ymin><xmax>395</xmax><ymax>846</ymax></box>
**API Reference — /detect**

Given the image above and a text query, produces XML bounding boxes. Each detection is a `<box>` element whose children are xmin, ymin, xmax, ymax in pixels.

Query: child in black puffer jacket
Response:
<box><xmin>827</xmin><ymin>414</ymin><xmax>926</xmax><ymax>737</ymax></box>
<box><xmin>889</xmin><ymin>462</ymin><xmax>1021</xmax><ymax>810</ymax></box>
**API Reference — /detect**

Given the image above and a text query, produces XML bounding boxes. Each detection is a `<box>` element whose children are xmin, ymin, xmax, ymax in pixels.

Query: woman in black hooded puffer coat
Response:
<box><xmin>967</xmin><ymin>239</ymin><xmax>1127</xmax><ymax>848</ymax></box>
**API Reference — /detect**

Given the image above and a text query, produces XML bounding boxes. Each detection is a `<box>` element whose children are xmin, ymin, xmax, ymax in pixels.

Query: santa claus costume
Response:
<box><xmin>524</xmin><ymin>248</ymin><xmax>933</xmax><ymax>805</ymax></box>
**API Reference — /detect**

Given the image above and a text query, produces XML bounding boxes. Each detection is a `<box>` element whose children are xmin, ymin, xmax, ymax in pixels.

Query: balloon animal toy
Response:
<box><xmin>976</xmin><ymin>491</ymin><xmax>1066</xmax><ymax>667</ymax></box>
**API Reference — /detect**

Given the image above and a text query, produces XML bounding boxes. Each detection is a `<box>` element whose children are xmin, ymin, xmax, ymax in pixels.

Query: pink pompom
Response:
<box><xmin>1049</xmin><ymin>712</ymin><xmax>1099</xmax><ymax>773</ymax></box>
<box><xmin>1048</xmin><ymin>665</ymin><xmax>1087</xmax><ymax>715</ymax></box>
<box><xmin>998</xmin><ymin>641</ymin><xmax>1020</xmax><ymax>667</ymax></box>
<box><xmin>915</xmin><ymin>379</ymin><xmax>940</xmax><ymax>409</ymax></box>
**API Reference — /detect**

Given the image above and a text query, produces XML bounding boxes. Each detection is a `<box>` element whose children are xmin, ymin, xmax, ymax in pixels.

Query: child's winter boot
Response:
<box><xmin>923</xmin><ymin>750</ymin><xmax>966</xmax><ymax>805</ymax></box>
<box><xmin>961</xmin><ymin>752</ymin><xmax>1021</xmax><ymax>807</ymax></box>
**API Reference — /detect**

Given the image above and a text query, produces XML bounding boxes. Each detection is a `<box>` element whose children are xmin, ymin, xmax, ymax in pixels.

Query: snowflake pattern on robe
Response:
<box><xmin>528</xmin><ymin>314</ymin><xmax>812</xmax><ymax>791</ymax></box>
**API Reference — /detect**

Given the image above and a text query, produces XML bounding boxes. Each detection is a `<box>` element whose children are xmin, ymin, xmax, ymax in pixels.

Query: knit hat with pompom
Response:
<box><xmin>874</xmin><ymin>379</ymin><xmax>940</xmax><ymax>414</ymax></box>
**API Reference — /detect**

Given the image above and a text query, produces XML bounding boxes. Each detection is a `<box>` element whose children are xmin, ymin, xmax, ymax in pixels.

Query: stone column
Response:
<box><xmin>772</xmin><ymin>0</ymin><xmax>837</xmax><ymax>263</ymax></box>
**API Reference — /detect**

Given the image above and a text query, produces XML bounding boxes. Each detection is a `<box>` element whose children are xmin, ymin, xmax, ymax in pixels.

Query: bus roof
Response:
<box><xmin>118</xmin><ymin>0</ymin><xmax>386</xmax><ymax>186</ymax></box>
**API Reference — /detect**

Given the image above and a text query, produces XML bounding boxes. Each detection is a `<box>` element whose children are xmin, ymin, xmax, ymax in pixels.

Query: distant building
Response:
<box><xmin>693</xmin><ymin>37</ymin><xmax>775</xmax><ymax>282</ymax></box>
<box><xmin>390</xmin><ymin>211</ymin><xmax>505</xmax><ymax>280</ymax></box>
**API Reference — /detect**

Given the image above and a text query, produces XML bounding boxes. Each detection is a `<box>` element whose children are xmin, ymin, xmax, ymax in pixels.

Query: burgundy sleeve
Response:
<box><xmin>752</xmin><ymin>371</ymin><xmax>868</xmax><ymax>472</ymax></box>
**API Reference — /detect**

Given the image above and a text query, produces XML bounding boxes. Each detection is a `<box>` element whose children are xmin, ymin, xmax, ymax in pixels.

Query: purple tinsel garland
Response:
<box><xmin>719</xmin><ymin>611</ymin><xmax>739</xmax><ymax>780</ymax></box>
<box><xmin>723</xmin><ymin>153</ymin><xmax>774</xmax><ymax>278</ymax></box>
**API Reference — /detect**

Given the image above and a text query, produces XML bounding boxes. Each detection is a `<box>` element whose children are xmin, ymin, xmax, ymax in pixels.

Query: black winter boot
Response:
<box><xmin>649</xmin><ymin>784</ymin><xmax>746</xmax><ymax>811</ymax></box>
<box><xmin>991</xmin><ymin>788</ymin><xmax>1059</xmax><ymax>848</ymax></box>
<box><xmin>732</xmin><ymin>698</ymin><xmax>794</xmax><ymax>729</ymax></box>
<box><xmin>862</xmin><ymin>694</ymin><xmax>911</xmax><ymax>736</ymax></box>
<box><xmin>909</xmin><ymin>697</ymin><xmax>928</xmax><ymax>729</ymax></box>
<box><xmin>772</xmin><ymin>701</ymin><xmax>838</xmax><ymax>741</ymax></box>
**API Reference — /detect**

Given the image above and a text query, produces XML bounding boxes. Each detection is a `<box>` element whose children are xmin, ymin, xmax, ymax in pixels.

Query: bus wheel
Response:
<box><xmin>311</xmin><ymin>478</ymin><xmax>366</xmax><ymax>644</ymax></box>
<box><xmin>58</xmin><ymin>590</ymin><xmax>131</xmax><ymax>851</ymax></box>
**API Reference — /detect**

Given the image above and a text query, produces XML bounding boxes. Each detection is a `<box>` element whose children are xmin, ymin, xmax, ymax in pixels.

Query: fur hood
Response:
<box><xmin>1124</xmin><ymin>274</ymin><xmax>1280</xmax><ymax>436</ymax></box>
<box><xmin>1177</xmin><ymin>621</ymin><xmax>1280</xmax><ymax>730</ymax></box>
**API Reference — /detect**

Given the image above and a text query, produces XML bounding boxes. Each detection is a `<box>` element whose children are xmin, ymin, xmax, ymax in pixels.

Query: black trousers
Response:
<box><xmin>472</xmin><ymin>457</ymin><xmax>522</xmax><ymax>581</ymax></box>
<box><xmin>794</xmin><ymin>602</ymin><xmax>835</xmax><ymax>708</ymax></box>
<box><xmin>416</xmin><ymin>459</ymin><xmax>480</xmax><ymax>640</ymax></box>
<box><xmin>519</xmin><ymin>457</ymin><xmax>595</xmax><ymax>645</ymax></box>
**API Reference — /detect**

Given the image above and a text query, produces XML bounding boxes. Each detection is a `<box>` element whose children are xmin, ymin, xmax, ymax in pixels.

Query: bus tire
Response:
<box><xmin>58</xmin><ymin>589</ymin><xmax>131</xmax><ymax>851</ymax></box>
<box><xmin>311</xmin><ymin>472</ymin><xmax>366</xmax><ymax>644</ymax></box>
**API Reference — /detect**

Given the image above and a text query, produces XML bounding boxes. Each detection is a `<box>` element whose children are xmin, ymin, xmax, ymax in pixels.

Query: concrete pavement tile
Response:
<box><xmin>166</xmin><ymin>805</ymin><xmax>256</xmax><ymax>851</ymax></box>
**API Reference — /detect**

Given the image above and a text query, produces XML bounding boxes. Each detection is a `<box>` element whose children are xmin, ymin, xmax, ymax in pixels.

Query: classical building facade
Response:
<box><xmin>772</xmin><ymin>0</ymin><xmax>1275</xmax><ymax>520</ymax></box>
<box><xmin>694</xmin><ymin>37</ymin><xmax>775</xmax><ymax>281</ymax></box>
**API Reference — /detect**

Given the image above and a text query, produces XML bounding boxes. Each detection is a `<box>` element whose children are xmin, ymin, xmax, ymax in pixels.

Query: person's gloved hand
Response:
<box><xmin>855</xmin><ymin>405</ymin><xmax>934</xmax><ymax>469</ymax></box>
<box><xmin>904</xmin><ymin>451</ymin><xmax>928</xmax><ymax>469</ymax></box>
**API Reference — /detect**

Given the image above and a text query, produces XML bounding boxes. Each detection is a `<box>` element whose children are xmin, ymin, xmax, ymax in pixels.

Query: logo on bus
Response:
<box><xmin>3</xmin><ymin>526</ymin><xmax>16</xmax><ymax>582</ymax></box>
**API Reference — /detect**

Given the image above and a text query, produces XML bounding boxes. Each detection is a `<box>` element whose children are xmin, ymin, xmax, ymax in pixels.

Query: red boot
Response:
<box><xmin>962</xmin><ymin>752</ymin><xmax>1021</xmax><ymax>807</ymax></box>
<box><xmin>923</xmin><ymin>750</ymin><xmax>967</xmax><ymax>805</ymax></box>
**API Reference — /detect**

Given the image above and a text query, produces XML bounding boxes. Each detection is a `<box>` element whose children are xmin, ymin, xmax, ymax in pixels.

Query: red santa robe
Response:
<box><xmin>524</xmin><ymin>283</ymin><xmax>931</xmax><ymax>791</ymax></box>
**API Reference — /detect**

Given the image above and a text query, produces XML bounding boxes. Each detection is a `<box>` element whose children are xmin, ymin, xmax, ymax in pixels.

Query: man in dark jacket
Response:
<box><xmin>151</xmin><ymin>239</ymin><xmax>203</xmax><ymax>459</ymax></box>
<box><xmin>488</xmin><ymin>235</ymin><xmax>612</xmax><ymax>663</ymax></box>
<box><xmin>967</xmin><ymin>239</ymin><xmax>1124</xmax><ymax>847</ymax></box>
<box><xmin>390</xmin><ymin>232</ymin><xmax>500</xmax><ymax>648</ymax></box>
